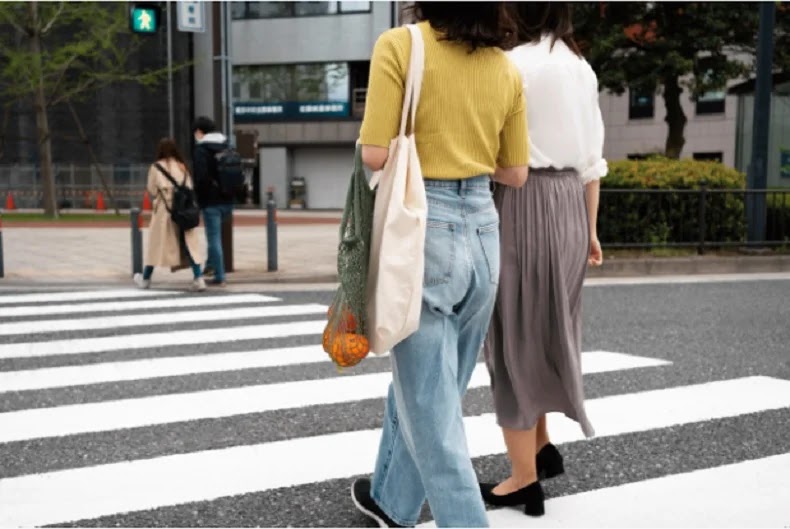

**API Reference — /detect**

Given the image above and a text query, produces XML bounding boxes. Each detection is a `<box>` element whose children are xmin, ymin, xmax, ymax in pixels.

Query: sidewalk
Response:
<box><xmin>1</xmin><ymin>221</ymin><xmax>340</xmax><ymax>283</ymax></box>
<box><xmin>2</xmin><ymin>211</ymin><xmax>790</xmax><ymax>284</ymax></box>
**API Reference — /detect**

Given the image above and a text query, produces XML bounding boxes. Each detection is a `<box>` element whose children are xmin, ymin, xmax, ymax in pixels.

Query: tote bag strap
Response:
<box><xmin>397</xmin><ymin>24</ymin><xmax>425</xmax><ymax>137</ymax></box>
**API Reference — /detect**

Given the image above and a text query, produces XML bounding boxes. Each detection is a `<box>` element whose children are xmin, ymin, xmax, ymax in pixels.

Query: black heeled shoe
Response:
<box><xmin>479</xmin><ymin>481</ymin><xmax>545</xmax><ymax>516</ymax></box>
<box><xmin>537</xmin><ymin>443</ymin><xmax>565</xmax><ymax>480</ymax></box>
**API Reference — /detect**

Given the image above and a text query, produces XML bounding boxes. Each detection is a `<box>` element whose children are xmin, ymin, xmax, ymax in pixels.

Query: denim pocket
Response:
<box><xmin>477</xmin><ymin>222</ymin><xmax>500</xmax><ymax>285</ymax></box>
<box><xmin>424</xmin><ymin>220</ymin><xmax>455</xmax><ymax>286</ymax></box>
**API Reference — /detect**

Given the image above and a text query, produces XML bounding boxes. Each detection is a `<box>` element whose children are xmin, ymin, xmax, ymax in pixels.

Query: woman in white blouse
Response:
<box><xmin>481</xmin><ymin>2</ymin><xmax>606</xmax><ymax>517</ymax></box>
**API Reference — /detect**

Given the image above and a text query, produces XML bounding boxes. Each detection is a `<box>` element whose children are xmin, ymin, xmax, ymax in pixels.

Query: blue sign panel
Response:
<box><xmin>234</xmin><ymin>101</ymin><xmax>349</xmax><ymax>122</ymax></box>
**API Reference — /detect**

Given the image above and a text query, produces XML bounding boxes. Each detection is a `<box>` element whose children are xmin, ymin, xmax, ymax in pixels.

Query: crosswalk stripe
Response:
<box><xmin>467</xmin><ymin>453</ymin><xmax>790</xmax><ymax>528</ymax></box>
<box><xmin>0</xmin><ymin>304</ymin><xmax>328</xmax><ymax>336</ymax></box>
<box><xmin>0</xmin><ymin>350</ymin><xmax>667</xmax><ymax>394</ymax></box>
<box><xmin>0</xmin><ymin>289</ymin><xmax>179</xmax><ymax>305</ymax></box>
<box><xmin>0</xmin><ymin>345</ymin><xmax>327</xmax><ymax>392</ymax></box>
<box><xmin>0</xmin><ymin>352</ymin><xmax>668</xmax><ymax>442</ymax></box>
<box><xmin>1</xmin><ymin>376</ymin><xmax>787</xmax><ymax>527</ymax></box>
<box><xmin>0</xmin><ymin>320</ymin><xmax>327</xmax><ymax>360</ymax></box>
<box><xmin>0</xmin><ymin>294</ymin><xmax>280</xmax><ymax>318</ymax></box>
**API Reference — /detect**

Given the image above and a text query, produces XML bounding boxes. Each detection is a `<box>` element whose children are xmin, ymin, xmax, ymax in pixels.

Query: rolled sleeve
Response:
<box><xmin>580</xmin><ymin>75</ymin><xmax>607</xmax><ymax>184</ymax></box>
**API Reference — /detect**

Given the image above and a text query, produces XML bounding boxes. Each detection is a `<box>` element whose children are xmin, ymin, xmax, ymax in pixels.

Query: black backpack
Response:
<box><xmin>155</xmin><ymin>163</ymin><xmax>201</xmax><ymax>231</ymax></box>
<box><xmin>214</xmin><ymin>146</ymin><xmax>245</xmax><ymax>196</ymax></box>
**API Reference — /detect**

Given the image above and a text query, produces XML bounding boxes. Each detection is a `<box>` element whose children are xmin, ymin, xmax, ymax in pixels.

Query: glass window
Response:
<box><xmin>231</xmin><ymin>1</ymin><xmax>370</xmax><ymax>19</ymax></box>
<box><xmin>339</xmin><ymin>1</ymin><xmax>371</xmax><ymax>13</ymax></box>
<box><xmin>294</xmin><ymin>2</ymin><xmax>336</xmax><ymax>16</ymax></box>
<box><xmin>233</xmin><ymin>62</ymin><xmax>350</xmax><ymax>103</ymax></box>
<box><xmin>696</xmin><ymin>66</ymin><xmax>726</xmax><ymax>115</ymax></box>
<box><xmin>693</xmin><ymin>152</ymin><xmax>723</xmax><ymax>162</ymax></box>
<box><xmin>629</xmin><ymin>88</ymin><xmax>654</xmax><ymax>120</ymax></box>
<box><xmin>247</xmin><ymin>2</ymin><xmax>293</xmax><ymax>19</ymax></box>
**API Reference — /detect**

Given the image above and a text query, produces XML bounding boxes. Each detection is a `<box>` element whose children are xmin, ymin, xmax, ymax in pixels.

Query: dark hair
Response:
<box><xmin>509</xmin><ymin>2</ymin><xmax>581</xmax><ymax>57</ymax></box>
<box><xmin>192</xmin><ymin>116</ymin><xmax>217</xmax><ymax>135</ymax></box>
<box><xmin>408</xmin><ymin>2</ymin><xmax>517</xmax><ymax>52</ymax></box>
<box><xmin>155</xmin><ymin>138</ymin><xmax>189</xmax><ymax>168</ymax></box>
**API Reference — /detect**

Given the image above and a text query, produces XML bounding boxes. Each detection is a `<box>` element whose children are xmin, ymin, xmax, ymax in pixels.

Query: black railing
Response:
<box><xmin>599</xmin><ymin>186</ymin><xmax>790</xmax><ymax>253</ymax></box>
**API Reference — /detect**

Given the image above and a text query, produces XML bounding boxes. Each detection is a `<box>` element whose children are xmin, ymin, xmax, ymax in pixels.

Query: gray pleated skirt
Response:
<box><xmin>484</xmin><ymin>168</ymin><xmax>595</xmax><ymax>438</ymax></box>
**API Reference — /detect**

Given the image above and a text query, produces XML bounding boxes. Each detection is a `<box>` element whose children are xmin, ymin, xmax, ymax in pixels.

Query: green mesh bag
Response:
<box><xmin>324</xmin><ymin>145</ymin><xmax>375</xmax><ymax>368</ymax></box>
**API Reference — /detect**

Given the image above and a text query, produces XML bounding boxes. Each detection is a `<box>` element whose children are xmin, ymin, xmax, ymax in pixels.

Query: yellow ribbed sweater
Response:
<box><xmin>359</xmin><ymin>21</ymin><xmax>529</xmax><ymax>179</ymax></box>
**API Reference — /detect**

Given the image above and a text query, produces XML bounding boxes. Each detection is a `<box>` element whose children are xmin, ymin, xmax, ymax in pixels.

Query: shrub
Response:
<box><xmin>599</xmin><ymin>157</ymin><xmax>747</xmax><ymax>246</ymax></box>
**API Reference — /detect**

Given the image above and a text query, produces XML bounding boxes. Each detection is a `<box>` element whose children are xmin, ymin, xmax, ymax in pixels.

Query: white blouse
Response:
<box><xmin>506</xmin><ymin>35</ymin><xmax>608</xmax><ymax>184</ymax></box>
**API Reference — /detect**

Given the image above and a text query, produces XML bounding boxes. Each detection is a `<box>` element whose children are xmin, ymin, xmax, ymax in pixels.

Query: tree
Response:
<box><xmin>0</xmin><ymin>2</ymin><xmax>170</xmax><ymax>217</ymax></box>
<box><xmin>574</xmin><ymin>2</ymin><xmax>779</xmax><ymax>159</ymax></box>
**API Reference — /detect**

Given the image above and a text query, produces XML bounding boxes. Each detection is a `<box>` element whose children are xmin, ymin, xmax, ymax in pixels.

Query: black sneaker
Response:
<box><xmin>351</xmin><ymin>478</ymin><xmax>407</xmax><ymax>528</ymax></box>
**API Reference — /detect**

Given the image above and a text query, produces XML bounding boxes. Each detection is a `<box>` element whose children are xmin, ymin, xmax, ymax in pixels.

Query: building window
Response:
<box><xmin>629</xmin><ymin>88</ymin><xmax>654</xmax><ymax>119</ymax></box>
<box><xmin>696</xmin><ymin>89</ymin><xmax>726</xmax><ymax>115</ymax></box>
<box><xmin>693</xmin><ymin>152</ymin><xmax>723</xmax><ymax>162</ymax></box>
<box><xmin>696</xmin><ymin>62</ymin><xmax>726</xmax><ymax>115</ymax></box>
<box><xmin>233</xmin><ymin>62</ymin><xmax>351</xmax><ymax>120</ymax></box>
<box><xmin>232</xmin><ymin>1</ymin><xmax>371</xmax><ymax>19</ymax></box>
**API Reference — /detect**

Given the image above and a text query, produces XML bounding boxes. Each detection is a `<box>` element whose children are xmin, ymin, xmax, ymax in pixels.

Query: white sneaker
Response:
<box><xmin>192</xmin><ymin>277</ymin><xmax>207</xmax><ymax>292</ymax></box>
<box><xmin>133</xmin><ymin>273</ymin><xmax>151</xmax><ymax>289</ymax></box>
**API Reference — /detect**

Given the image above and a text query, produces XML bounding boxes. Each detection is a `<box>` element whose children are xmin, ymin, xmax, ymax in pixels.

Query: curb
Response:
<box><xmin>2</xmin><ymin>256</ymin><xmax>789</xmax><ymax>288</ymax></box>
<box><xmin>585</xmin><ymin>255</ymin><xmax>790</xmax><ymax>277</ymax></box>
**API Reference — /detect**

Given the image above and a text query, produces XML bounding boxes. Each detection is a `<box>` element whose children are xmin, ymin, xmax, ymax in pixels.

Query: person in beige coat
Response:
<box><xmin>134</xmin><ymin>138</ymin><xmax>207</xmax><ymax>291</ymax></box>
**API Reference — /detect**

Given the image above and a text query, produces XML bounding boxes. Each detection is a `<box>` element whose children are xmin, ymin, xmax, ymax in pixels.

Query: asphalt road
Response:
<box><xmin>0</xmin><ymin>275</ymin><xmax>788</xmax><ymax>527</ymax></box>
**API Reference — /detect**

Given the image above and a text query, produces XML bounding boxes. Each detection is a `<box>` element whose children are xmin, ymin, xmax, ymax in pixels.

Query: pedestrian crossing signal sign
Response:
<box><xmin>130</xmin><ymin>5</ymin><xmax>160</xmax><ymax>34</ymax></box>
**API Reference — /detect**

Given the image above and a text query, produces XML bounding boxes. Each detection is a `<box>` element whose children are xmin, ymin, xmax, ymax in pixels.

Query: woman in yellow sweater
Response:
<box><xmin>351</xmin><ymin>3</ymin><xmax>529</xmax><ymax>528</ymax></box>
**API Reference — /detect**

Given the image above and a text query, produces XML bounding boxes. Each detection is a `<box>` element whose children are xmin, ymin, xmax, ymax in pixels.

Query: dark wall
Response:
<box><xmin>1</xmin><ymin>4</ymin><xmax>194</xmax><ymax>165</ymax></box>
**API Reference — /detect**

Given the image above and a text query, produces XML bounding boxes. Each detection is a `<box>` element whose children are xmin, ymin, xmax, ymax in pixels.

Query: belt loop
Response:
<box><xmin>459</xmin><ymin>178</ymin><xmax>467</xmax><ymax>195</ymax></box>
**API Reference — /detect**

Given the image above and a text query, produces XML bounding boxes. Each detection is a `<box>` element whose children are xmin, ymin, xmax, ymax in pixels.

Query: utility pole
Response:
<box><xmin>746</xmin><ymin>2</ymin><xmax>775</xmax><ymax>243</ymax></box>
<box><xmin>166</xmin><ymin>0</ymin><xmax>174</xmax><ymax>139</ymax></box>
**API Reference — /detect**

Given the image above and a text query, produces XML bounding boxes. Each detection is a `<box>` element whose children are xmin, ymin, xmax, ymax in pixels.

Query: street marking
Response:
<box><xmin>0</xmin><ymin>350</ymin><xmax>665</xmax><ymax>393</ymax></box>
<box><xmin>0</xmin><ymin>289</ymin><xmax>179</xmax><ymax>305</ymax></box>
<box><xmin>0</xmin><ymin>352</ymin><xmax>667</xmax><ymax>441</ymax></box>
<box><xmin>0</xmin><ymin>321</ymin><xmax>327</xmax><ymax>360</ymax></box>
<box><xmin>1</xmin><ymin>376</ymin><xmax>787</xmax><ymax>527</ymax></box>
<box><xmin>585</xmin><ymin>272</ymin><xmax>790</xmax><ymax>287</ymax></box>
<box><xmin>453</xmin><ymin>453</ymin><xmax>790</xmax><ymax>528</ymax></box>
<box><xmin>0</xmin><ymin>304</ymin><xmax>328</xmax><ymax>336</ymax></box>
<box><xmin>0</xmin><ymin>294</ymin><xmax>280</xmax><ymax>318</ymax></box>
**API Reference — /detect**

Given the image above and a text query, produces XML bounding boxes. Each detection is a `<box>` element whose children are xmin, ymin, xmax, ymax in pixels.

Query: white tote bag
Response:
<box><xmin>366</xmin><ymin>24</ymin><xmax>428</xmax><ymax>355</ymax></box>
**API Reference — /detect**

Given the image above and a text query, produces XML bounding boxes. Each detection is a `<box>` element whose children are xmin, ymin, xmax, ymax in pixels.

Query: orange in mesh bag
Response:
<box><xmin>323</xmin><ymin>304</ymin><xmax>369</xmax><ymax>368</ymax></box>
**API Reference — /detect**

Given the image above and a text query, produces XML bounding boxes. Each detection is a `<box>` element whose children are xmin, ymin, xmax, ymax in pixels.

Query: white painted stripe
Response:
<box><xmin>0</xmin><ymin>294</ymin><xmax>280</xmax><ymax>318</ymax></box>
<box><xmin>585</xmin><ymin>272</ymin><xmax>790</xmax><ymax>287</ymax></box>
<box><xmin>0</xmin><ymin>346</ymin><xmax>327</xmax><ymax>392</ymax></box>
<box><xmin>0</xmin><ymin>289</ymin><xmax>179</xmax><ymax>305</ymax></box>
<box><xmin>0</xmin><ymin>304</ymin><xmax>327</xmax><ymax>336</ymax></box>
<box><xmin>465</xmin><ymin>454</ymin><xmax>790</xmax><ymax>528</ymax></box>
<box><xmin>0</xmin><ymin>350</ymin><xmax>665</xmax><ymax>393</ymax></box>
<box><xmin>0</xmin><ymin>352</ymin><xmax>667</xmax><ymax>441</ymax></box>
<box><xmin>0</xmin><ymin>376</ymin><xmax>787</xmax><ymax>527</ymax></box>
<box><xmin>0</xmin><ymin>320</ymin><xmax>327</xmax><ymax>360</ymax></box>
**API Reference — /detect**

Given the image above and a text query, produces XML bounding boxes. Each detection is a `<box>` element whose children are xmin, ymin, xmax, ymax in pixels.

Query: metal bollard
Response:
<box><xmin>266</xmin><ymin>188</ymin><xmax>278</xmax><ymax>272</ymax></box>
<box><xmin>0</xmin><ymin>211</ymin><xmax>4</xmax><ymax>279</ymax></box>
<box><xmin>131</xmin><ymin>208</ymin><xmax>143</xmax><ymax>276</ymax></box>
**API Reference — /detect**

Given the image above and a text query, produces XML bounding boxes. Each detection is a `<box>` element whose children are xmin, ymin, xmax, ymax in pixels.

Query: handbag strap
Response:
<box><xmin>397</xmin><ymin>24</ymin><xmax>425</xmax><ymax>137</ymax></box>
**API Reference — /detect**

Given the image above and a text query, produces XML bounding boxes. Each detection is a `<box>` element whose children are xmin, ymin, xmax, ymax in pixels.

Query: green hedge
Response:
<box><xmin>599</xmin><ymin>157</ymin><xmax>748</xmax><ymax>246</ymax></box>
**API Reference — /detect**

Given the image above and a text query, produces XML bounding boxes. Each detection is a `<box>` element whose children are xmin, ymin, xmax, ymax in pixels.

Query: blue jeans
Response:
<box><xmin>202</xmin><ymin>204</ymin><xmax>233</xmax><ymax>282</ymax></box>
<box><xmin>370</xmin><ymin>176</ymin><xmax>500</xmax><ymax>528</ymax></box>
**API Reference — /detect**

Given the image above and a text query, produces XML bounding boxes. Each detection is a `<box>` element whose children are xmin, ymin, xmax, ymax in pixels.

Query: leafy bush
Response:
<box><xmin>599</xmin><ymin>157</ymin><xmax>747</xmax><ymax>246</ymax></box>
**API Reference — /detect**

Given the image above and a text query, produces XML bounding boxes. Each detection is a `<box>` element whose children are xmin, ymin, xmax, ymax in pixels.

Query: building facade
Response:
<box><xmin>194</xmin><ymin>1</ymin><xmax>741</xmax><ymax>209</ymax></box>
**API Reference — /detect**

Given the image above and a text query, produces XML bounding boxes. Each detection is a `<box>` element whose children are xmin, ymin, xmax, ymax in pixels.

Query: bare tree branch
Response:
<box><xmin>40</xmin><ymin>1</ymin><xmax>65</xmax><ymax>35</ymax></box>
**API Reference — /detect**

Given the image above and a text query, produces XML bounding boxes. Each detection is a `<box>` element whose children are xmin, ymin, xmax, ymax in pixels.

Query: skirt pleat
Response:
<box><xmin>484</xmin><ymin>169</ymin><xmax>594</xmax><ymax>437</ymax></box>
